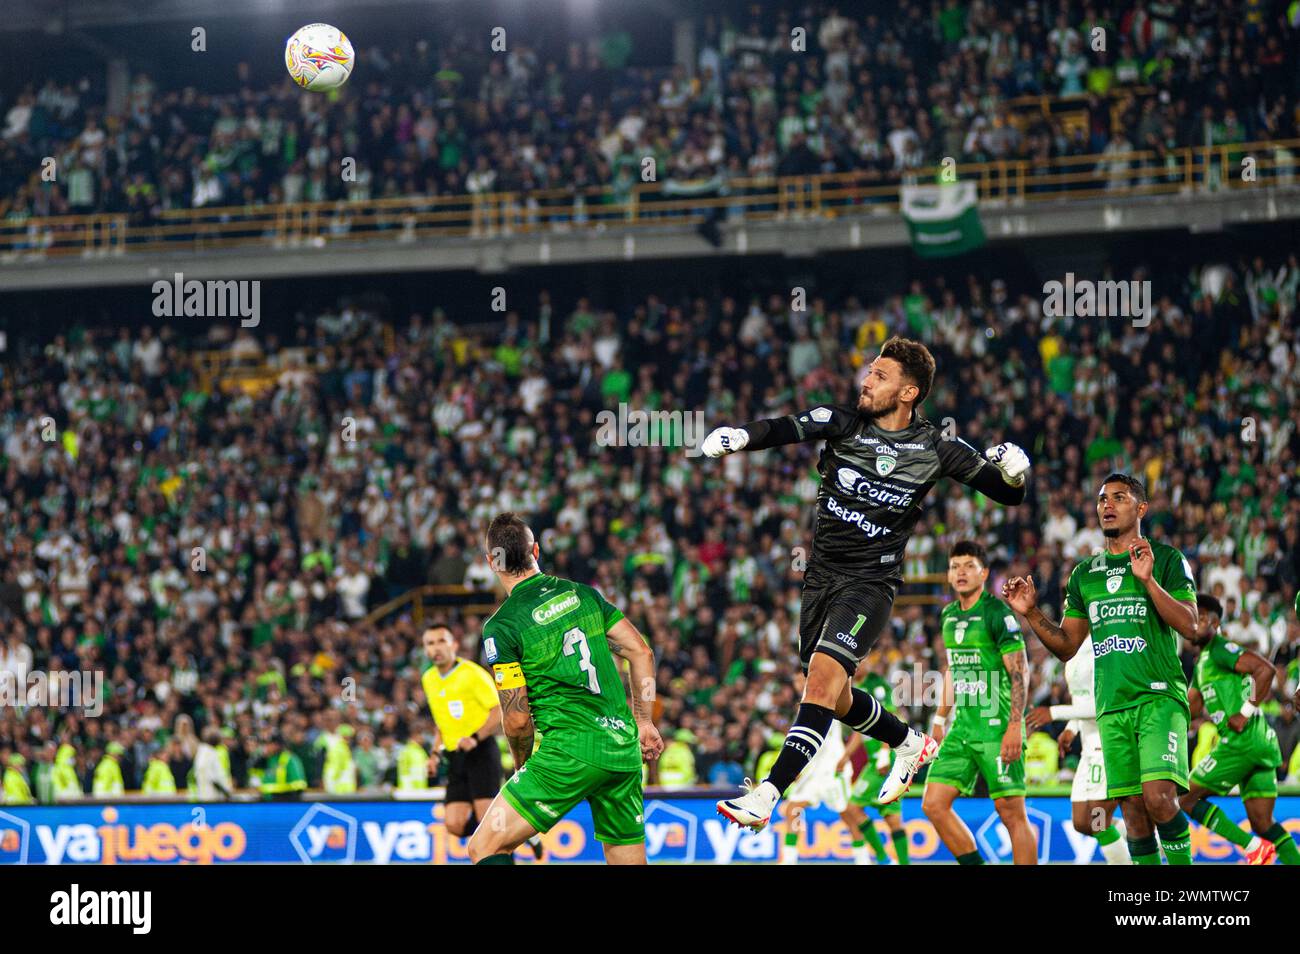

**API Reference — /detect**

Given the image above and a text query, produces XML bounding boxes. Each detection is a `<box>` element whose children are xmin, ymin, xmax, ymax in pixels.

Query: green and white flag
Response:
<box><xmin>900</xmin><ymin>181</ymin><xmax>986</xmax><ymax>258</ymax></box>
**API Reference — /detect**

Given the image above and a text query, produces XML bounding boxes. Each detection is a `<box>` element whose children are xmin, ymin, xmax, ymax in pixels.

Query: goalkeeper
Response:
<box><xmin>700</xmin><ymin>336</ymin><xmax>1030</xmax><ymax>831</ymax></box>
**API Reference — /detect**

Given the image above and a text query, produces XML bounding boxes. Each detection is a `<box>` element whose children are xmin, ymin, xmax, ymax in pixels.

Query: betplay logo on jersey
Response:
<box><xmin>1093</xmin><ymin>634</ymin><xmax>1148</xmax><ymax>657</ymax></box>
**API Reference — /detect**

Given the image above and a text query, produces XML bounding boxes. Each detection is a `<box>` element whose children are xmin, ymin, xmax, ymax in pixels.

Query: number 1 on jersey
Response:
<box><xmin>563</xmin><ymin>627</ymin><xmax>601</xmax><ymax>695</ymax></box>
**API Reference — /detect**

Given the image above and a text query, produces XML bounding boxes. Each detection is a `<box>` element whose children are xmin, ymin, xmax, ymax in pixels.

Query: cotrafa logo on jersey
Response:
<box><xmin>1088</xmin><ymin>600</ymin><xmax>1148</xmax><ymax>626</ymax></box>
<box><xmin>1093</xmin><ymin>634</ymin><xmax>1148</xmax><ymax>657</ymax></box>
<box><xmin>834</xmin><ymin>467</ymin><xmax>914</xmax><ymax>507</ymax></box>
<box><xmin>532</xmin><ymin>592</ymin><xmax>580</xmax><ymax>625</ymax></box>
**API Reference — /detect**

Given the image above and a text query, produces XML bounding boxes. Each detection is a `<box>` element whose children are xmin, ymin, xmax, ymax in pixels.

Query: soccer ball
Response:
<box><xmin>284</xmin><ymin>23</ymin><xmax>354</xmax><ymax>91</ymax></box>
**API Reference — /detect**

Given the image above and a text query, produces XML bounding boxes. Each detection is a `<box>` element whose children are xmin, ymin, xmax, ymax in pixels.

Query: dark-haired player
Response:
<box><xmin>923</xmin><ymin>541</ymin><xmax>1036</xmax><ymax>865</ymax></box>
<box><xmin>1003</xmin><ymin>473</ymin><xmax>1198</xmax><ymax>865</ymax></box>
<box><xmin>701</xmin><ymin>336</ymin><xmax>1031</xmax><ymax>829</ymax></box>
<box><xmin>1179</xmin><ymin>593</ymin><xmax>1297</xmax><ymax>865</ymax></box>
<box><xmin>467</xmin><ymin>513</ymin><xmax>665</xmax><ymax>865</ymax></box>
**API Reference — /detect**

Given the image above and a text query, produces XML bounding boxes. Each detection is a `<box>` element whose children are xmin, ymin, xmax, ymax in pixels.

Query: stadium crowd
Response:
<box><xmin>1</xmin><ymin>0</ymin><xmax>1298</xmax><ymax>225</ymax></box>
<box><xmin>1</xmin><ymin>247</ymin><xmax>1299</xmax><ymax>800</ymax></box>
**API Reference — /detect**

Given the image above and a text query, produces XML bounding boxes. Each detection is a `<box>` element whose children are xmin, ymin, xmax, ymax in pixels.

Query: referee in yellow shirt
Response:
<box><xmin>421</xmin><ymin>626</ymin><xmax>503</xmax><ymax>838</ymax></box>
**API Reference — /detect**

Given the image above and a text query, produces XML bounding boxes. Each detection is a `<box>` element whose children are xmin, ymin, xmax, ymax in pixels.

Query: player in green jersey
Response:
<box><xmin>1179</xmin><ymin>593</ymin><xmax>1298</xmax><ymax>865</ymax></box>
<box><xmin>466</xmin><ymin>513</ymin><xmax>665</xmax><ymax>865</ymax></box>
<box><xmin>837</xmin><ymin>656</ymin><xmax>910</xmax><ymax>864</ymax></box>
<box><xmin>923</xmin><ymin>541</ymin><xmax>1035</xmax><ymax>865</ymax></box>
<box><xmin>1003</xmin><ymin>473</ymin><xmax>1199</xmax><ymax>865</ymax></box>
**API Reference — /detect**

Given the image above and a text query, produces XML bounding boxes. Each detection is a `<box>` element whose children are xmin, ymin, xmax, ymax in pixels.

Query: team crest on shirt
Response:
<box><xmin>1106</xmin><ymin>575</ymin><xmax>1124</xmax><ymax>594</ymax></box>
<box><xmin>955</xmin><ymin>621</ymin><xmax>967</xmax><ymax>644</ymax></box>
<box><xmin>876</xmin><ymin>452</ymin><xmax>897</xmax><ymax>476</ymax></box>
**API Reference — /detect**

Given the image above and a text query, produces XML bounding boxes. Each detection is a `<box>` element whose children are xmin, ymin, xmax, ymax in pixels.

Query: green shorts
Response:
<box><xmin>850</xmin><ymin>770</ymin><xmax>902</xmax><ymax>815</ymax></box>
<box><xmin>925</xmin><ymin>732</ymin><xmax>1026</xmax><ymax>799</ymax></box>
<box><xmin>1097</xmin><ymin>695</ymin><xmax>1189</xmax><ymax>799</ymax></box>
<box><xmin>1192</xmin><ymin>735</ymin><xmax>1282</xmax><ymax>800</ymax></box>
<box><xmin>500</xmin><ymin>744</ymin><xmax>645</xmax><ymax>846</ymax></box>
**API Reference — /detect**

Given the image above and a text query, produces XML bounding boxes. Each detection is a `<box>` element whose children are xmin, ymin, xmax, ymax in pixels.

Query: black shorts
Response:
<box><xmin>444</xmin><ymin>741</ymin><xmax>503</xmax><ymax>803</ymax></box>
<box><xmin>798</xmin><ymin>568</ymin><xmax>898</xmax><ymax>676</ymax></box>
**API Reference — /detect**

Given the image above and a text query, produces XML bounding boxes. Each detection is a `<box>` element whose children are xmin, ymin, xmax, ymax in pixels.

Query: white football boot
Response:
<box><xmin>717</xmin><ymin>778</ymin><xmax>781</xmax><ymax>831</ymax></box>
<box><xmin>877</xmin><ymin>729</ymin><xmax>938</xmax><ymax>805</ymax></box>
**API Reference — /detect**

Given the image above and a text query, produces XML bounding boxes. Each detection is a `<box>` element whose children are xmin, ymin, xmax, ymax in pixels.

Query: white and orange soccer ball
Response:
<box><xmin>284</xmin><ymin>23</ymin><xmax>355</xmax><ymax>91</ymax></box>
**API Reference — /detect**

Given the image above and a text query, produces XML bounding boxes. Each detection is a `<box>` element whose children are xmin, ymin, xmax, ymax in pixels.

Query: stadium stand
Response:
<box><xmin>1</xmin><ymin>248</ymin><xmax>1298</xmax><ymax>795</ymax></box>
<box><xmin>0</xmin><ymin>0</ymin><xmax>1296</xmax><ymax>240</ymax></box>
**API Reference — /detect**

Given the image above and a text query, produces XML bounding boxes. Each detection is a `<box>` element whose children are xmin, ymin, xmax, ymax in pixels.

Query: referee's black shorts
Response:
<box><xmin>798</xmin><ymin>566</ymin><xmax>899</xmax><ymax>677</ymax></box>
<box><xmin>444</xmin><ymin>740</ymin><xmax>503</xmax><ymax>803</ymax></box>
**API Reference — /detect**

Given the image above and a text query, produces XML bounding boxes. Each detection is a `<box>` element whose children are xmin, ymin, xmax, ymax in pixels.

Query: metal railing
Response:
<box><xmin>360</xmin><ymin>572</ymin><xmax>955</xmax><ymax>631</ymax></box>
<box><xmin>2</xmin><ymin>139</ymin><xmax>1295</xmax><ymax>260</ymax></box>
<box><xmin>361</xmin><ymin>583</ymin><xmax>500</xmax><ymax>630</ymax></box>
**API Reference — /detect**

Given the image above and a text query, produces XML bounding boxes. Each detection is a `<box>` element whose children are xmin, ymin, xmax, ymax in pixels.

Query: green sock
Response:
<box><xmin>891</xmin><ymin>829</ymin><xmax>911</xmax><ymax>865</ymax></box>
<box><xmin>1157</xmin><ymin>813</ymin><xmax>1194</xmax><ymax>865</ymax></box>
<box><xmin>1094</xmin><ymin>825</ymin><xmax>1122</xmax><ymax>846</ymax></box>
<box><xmin>784</xmin><ymin>831</ymin><xmax>798</xmax><ymax>847</ymax></box>
<box><xmin>956</xmin><ymin>850</ymin><xmax>984</xmax><ymax>865</ymax></box>
<box><xmin>1266</xmin><ymin>823</ymin><xmax>1300</xmax><ymax>865</ymax></box>
<box><xmin>1189</xmin><ymin>801</ymin><xmax>1253</xmax><ymax>849</ymax></box>
<box><xmin>1129</xmin><ymin>834</ymin><xmax>1161</xmax><ymax>865</ymax></box>
<box><xmin>858</xmin><ymin>819</ymin><xmax>888</xmax><ymax>861</ymax></box>
<box><xmin>475</xmin><ymin>854</ymin><xmax>515</xmax><ymax>865</ymax></box>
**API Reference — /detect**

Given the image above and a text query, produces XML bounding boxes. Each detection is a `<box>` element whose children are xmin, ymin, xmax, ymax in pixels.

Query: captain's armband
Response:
<box><xmin>493</xmin><ymin>662</ymin><xmax>526</xmax><ymax>690</ymax></box>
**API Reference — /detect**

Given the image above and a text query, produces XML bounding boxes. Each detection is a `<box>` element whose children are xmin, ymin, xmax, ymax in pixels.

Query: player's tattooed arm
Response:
<box><xmin>607</xmin><ymin>618</ymin><xmax>666</xmax><ymax>761</ymax></box>
<box><xmin>1003</xmin><ymin>650</ymin><xmax>1027</xmax><ymax>723</ymax></box>
<box><xmin>1001</xmin><ymin>576</ymin><xmax>1088</xmax><ymax>661</ymax></box>
<box><xmin>607</xmin><ymin>618</ymin><xmax>656</xmax><ymax>723</ymax></box>
<box><xmin>497</xmin><ymin>685</ymin><xmax>535</xmax><ymax>770</ymax></box>
<box><xmin>1000</xmin><ymin>650</ymin><xmax>1027</xmax><ymax>764</ymax></box>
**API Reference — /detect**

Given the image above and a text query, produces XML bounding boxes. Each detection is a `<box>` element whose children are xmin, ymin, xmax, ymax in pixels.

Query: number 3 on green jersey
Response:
<box><xmin>563</xmin><ymin>627</ymin><xmax>601</xmax><ymax>694</ymax></box>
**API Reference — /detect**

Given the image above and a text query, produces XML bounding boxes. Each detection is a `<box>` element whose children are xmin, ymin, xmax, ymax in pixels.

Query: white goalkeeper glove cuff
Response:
<box><xmin>985</xmin><ymin>442</ymin><xmax>1030</xmax><ymax>486</ymax></box>
<box><xmin>701</xmin><ymin>426</ymin><xmax>749</xmax><ymax>458</ymax></box>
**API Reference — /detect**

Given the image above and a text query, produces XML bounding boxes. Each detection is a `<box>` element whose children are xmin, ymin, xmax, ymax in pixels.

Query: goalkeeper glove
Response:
<box><xmin>701</xmin><ymin>426</ymin><xmax>749</xmax><ymax>458</ymax></box>
<box><xmin>984</xmin><ymin>442</ymin><xmax>1031</xmax><ymax>486</ymax></box>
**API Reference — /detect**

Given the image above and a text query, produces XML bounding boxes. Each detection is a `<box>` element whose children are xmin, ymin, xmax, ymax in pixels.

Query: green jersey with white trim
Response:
<box><xmin>1194</xmin><ymin>635</ymin><xmax>1281</xmax><ymax>764</ymax></box>
<box><xmin>1063</xmin><ymin>542</ymin><xmax>1195</xmax><ymax>718</ymax></box>
<box><xmin>939</xmin><ymin>591</ymin><xmax>1026</xmax><ymax>743</ymax></box>
<box><xmin>483</xmin><ymin>573</ymin><xmax>641</xmax><ymax>773</ymax></box>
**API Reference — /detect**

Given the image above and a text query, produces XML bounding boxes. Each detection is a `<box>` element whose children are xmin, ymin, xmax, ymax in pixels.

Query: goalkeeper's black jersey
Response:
<box><xmin>791</xmin><ymin>404</ymin><xmax>988</xmax><ymax>581</ymax></box>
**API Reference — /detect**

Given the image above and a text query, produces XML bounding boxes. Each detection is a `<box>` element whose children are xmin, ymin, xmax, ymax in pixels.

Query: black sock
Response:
<box><xmin>475</xmin><ymin>854</ymin><xmax>515</xmax><ymax>865</ymax></box>
<box><xmin>841</xmin><ymin>687</ymin><xmax>908</xmax><ymax>747</ymax></box>
<box><xmin>765</xmin><ymin>703</ymin><xmax>835</xmax><ymax>792</ymax></box>
<box><xmin>463</xmin><ymin>812</ymin><xmax>480</xmax><ymax>838</ymax></box>
<box><xmin>956</xmin><ymin>850</ymin><xmax>984</xmax><ymax>866</ymax></box>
